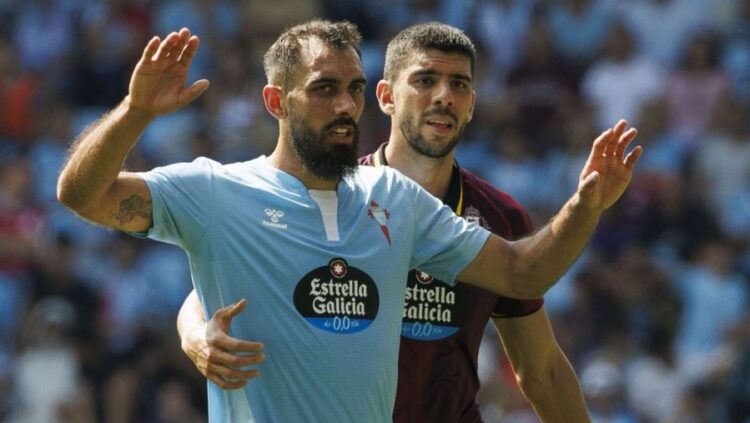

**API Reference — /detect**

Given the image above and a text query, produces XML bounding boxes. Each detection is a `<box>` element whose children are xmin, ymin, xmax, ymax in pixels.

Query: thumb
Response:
<box><xmin>579</xmin><ymin>171</ymin><xmax>599</xmax><ymax>196</ymax></box>
<box><xmin>218</xmin><ymin>298</ymin><xmax>247</xmax><ymax>320</ymax></box>
<box><xmin>179</xmin><ymin>79</ymin><xmax>210</xmax><ymax>106</ymax></box>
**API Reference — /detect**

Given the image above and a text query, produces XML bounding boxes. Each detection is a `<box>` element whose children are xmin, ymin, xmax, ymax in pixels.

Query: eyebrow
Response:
<box><xmin>308</xmin><ymin>77</ymin><xmax>368</xmax><ymax>86</ymax></box>
<box><xmin>410</xmin><ymin>69</ymin><xmax>472</xmax><ymax>83</ymax></box>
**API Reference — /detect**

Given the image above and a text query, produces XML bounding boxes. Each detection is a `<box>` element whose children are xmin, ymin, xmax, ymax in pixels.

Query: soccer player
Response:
<box><xmin>57</xmin><ymin>21</ymin><xmax>639</xmax><ymax>422</ymax></box>
<box><xmin>178</xmin><ymin>23</ymin><xmax>592</xmax><ymax>422</ymax></box>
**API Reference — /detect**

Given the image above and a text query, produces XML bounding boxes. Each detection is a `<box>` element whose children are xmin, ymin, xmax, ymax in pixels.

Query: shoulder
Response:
<box><xmin>459</xmin><ymin>167</ymin><xmax>534</xmax><ymax>236</ymax></box>
<box><xmin>151</xmin><ymin>157</ymin><xmax>223</xmax><ymax>176</ymax></box>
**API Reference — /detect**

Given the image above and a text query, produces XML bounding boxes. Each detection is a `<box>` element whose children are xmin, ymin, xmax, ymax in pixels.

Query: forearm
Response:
<box><xmin>57</xmin><ymin>98</ymin><xmax>152</xmax><ymax>211</ymax></box>
<box><xmin>177</xmin><ymin>289</ymin><xmax>208</xmax><ymax>351</ymax></box>
<box><xmin>522</xmin><ymin>351</ymin><xmax>591</xmax><ymax>423</ymax></box>
<box><xmin>510</xmin><ymin>193</ymin><xmax>601</xmax><ymax>296</ymax></box>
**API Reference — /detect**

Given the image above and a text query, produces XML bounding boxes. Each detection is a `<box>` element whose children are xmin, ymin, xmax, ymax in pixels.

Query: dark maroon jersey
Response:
<box><xmin>360</xmin><ymin>145</ymin><xmax>544</xmax><ymax>423</ymax></box>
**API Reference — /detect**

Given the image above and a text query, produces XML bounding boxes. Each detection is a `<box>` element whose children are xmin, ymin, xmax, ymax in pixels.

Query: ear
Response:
<box><xmin>376</xmin><ymin>80</ymin><xmax>395</xmax><ymax>115</ymax></box>
<box><xmin>262</xmin><ymin>85</ymin><xmax>286</xmax><ymax>119</ymax></box>
<box><xmin>467</xmin><ymin>89</ymin><xmax>476</xmax><ymax>123</ymax></box>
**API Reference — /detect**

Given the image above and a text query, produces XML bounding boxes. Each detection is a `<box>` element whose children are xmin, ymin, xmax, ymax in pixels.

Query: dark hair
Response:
<box><xmin>263</xmin><ymin>19</ymin><xmax>362</xmax><ymax>90</ymax></box>
<box><xmin>383</xmin><ymin>22</ymin><xmax>476</xmax><ymax>82</ymax></box>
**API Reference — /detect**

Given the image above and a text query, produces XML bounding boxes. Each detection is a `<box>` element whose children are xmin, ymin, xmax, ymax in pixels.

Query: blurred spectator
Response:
<box><xmin>692</xmin><ymin>96</ymin><xmax>750</xmax><ymax>236</ymax></box>
<box><xmin>617</xmin><ymin>0</ymin><xmax>706</xmax><ymax>67</ymax></box>
<box><xmin>722</xmin><ymin>0</ymin><xmax>750</xmax><ymax>103</ymax></box>
<box><xmin>664</xmin><ymin>31</ymin><xmax>729</xmax><ymax>144</ymax></box>
<box><xmin>580</xmin><ymin>358</ymin><xmax>640</xmax><ymax>423</ymax></box>
<box><xmin>505</xmin><ymin>17</ymin><xmax>578</xmax><ymax>153</ymax></box>
<box><xmin>547</xmin><ymin>0</ymin><xmax>615</xmax><ymax>69</ymax></box>
<box><xmin>635</xmin><ymin>174</ymin><xmax>720</xmax><ymax>260</ymax></box>
<box><xmin>7</xmin><ymin>298</ymin><xmax>95</xmax><ymax>423</ymax></box>
<box><xmin>11</xmin><ymin>0</ymin><xmax>79</xmax><ymax>72</ymax></box>
<box><xmin>671</xmin><ymin>239</ymin><xmax>748</xmax><ymax>383</ymax></box>
<box><xmin>0</xmin><ymin>40</ymin><xmax>40</xmax><ymax>146</ymax></box>
<box><xmin>0</xmin><ymin>158</ymin><xmax>43</xmax><ymax>277</ymax></box>
<box><xmin>482</xmin><ymin>127</ymin><xmax>546</xmax><ymax>223</ymax></box>
<box><xmin>581</xmin><ymin>21</ymin><xmax>665</xmax><ymax>131</ymax></box>
<box><xmin>472</xmin><ymin>0</ymin><xmax>537</xmax><ymax>79</ymax></box>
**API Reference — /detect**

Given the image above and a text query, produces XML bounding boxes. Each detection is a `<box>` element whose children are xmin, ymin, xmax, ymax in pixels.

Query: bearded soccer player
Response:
<box><xmin>59</xmin><ymin>20</ymin><xmax>638</xmax><ymax>422</ymax></box>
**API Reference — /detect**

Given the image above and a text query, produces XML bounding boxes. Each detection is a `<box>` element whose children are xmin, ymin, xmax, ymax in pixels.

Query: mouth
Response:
<box><xmin>424</xmin><ymin>116</ymin><xmax>455</xmax><ymax>133</ymax></box>
<box><xmin>326</xmin><ymin>124</ymin><xmax>355</xmax><ymax>143</ymax></box>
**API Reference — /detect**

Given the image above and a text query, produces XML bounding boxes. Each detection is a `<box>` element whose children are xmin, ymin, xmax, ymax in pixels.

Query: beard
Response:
<box><xmin>399</xmin><ymin>106</ymin><xmax>466</xmax><ymax>158</ymax></box>
<box><xmin>288</xmin><ymin>107</ymin><xmax>359</xmax><ymax>180</ymax></box>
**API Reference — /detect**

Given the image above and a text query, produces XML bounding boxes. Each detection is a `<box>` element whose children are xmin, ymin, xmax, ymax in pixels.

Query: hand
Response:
<box><xmin>181</xmin><ymin>299</ymin><xmax>265</xmax><ymax>390</ymax></box>
<box><xmin>577</xmin><ymin>119</ymin><xmax>642</xmax><ymax>211</ymax></box>
<box><xmin>127</xmin><ymin>27</ymin><xmax>209</xmax><ymax>118</ymax></box>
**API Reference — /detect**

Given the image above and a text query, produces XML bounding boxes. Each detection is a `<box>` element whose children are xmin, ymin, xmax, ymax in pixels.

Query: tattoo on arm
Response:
<box><xmin>110</xmin><ymin>195</ymin><xmax>152</xmax><ymax>225</ymax></box>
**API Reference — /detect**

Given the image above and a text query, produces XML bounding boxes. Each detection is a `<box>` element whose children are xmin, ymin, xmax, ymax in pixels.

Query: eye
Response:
<box><xmin>452</xmin><ymin>80</ymin><xmax>469</xmax><ymax>89</ymax></box>
<box><xmin>414</xmin><ymin>77</ymin><xmax>434</xmax><ymax>86</ymax></box>
<box><xmin>314</xmin><ymin>84</ymin><xmax>336</xmax><ymax>94</ymax></box>
<box><xmin>350</xmin><ymin>83</ymin><xmax>365</xmax><ymax>95</ymax></box>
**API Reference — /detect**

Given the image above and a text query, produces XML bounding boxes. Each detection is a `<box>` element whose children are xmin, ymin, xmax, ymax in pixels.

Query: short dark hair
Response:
<box><xmin>384</xmin><ymin>22</ymin><xmax>476</xmax><ymax>82</ymax></box>
<box><xmin>263</xmin><ymin>19</ymin><xmax>362</xmax><ymax>90</ymax></box>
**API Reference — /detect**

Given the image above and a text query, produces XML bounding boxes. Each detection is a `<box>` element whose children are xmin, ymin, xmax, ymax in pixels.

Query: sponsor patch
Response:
<box><xmin>401</xmin><ymin>270</ymin><xmax>466</xmax><ymax>340</ymax></box>
<box><xmin>294</xmin><ymin>258</ymin><xmax>380</xmax><ymax>334</ymax></box>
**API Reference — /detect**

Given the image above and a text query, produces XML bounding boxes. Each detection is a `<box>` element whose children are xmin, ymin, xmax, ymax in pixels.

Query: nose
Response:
<box><xmin>333</xmin><ymin>91</ymin><xmax>358</xmax><ymax>116</ymax></box>
<box><xmin>432</xmin><ymin>80</ymin><xmax>453</xmax><ymax>106</ymax></box>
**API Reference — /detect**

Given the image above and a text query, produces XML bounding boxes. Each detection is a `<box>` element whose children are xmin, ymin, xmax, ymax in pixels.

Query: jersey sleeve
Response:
<box><xmin>403</xmin><ymin>175</ymin><xmax>491</xmax><ymax>285</ymax></box>
<box><xmin>134</xmin><ymin>157</ymin><xmax>216</xmax><ymax>249</ymax></box>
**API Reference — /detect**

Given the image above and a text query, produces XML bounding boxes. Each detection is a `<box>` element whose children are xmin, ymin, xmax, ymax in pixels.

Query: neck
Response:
<box><xmin>383</xmin><ymin>136</ymin><xmax>455</xmax><ymax>199</ymax></box>
<box><xmin>267</xmin><ymin>133</ymin><xmax>339</xmax><ymax>190</ymax></box>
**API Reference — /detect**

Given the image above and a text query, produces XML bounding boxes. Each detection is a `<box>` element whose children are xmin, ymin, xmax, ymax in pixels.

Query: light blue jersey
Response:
<box><xmin>139</xmin><ymin>156</ymin><xmax>491</xmax><ymax>422</ymax></box>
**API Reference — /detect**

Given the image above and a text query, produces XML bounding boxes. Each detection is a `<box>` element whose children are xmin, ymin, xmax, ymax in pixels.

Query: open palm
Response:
<box><xmin>128</xmin><ymin>28</ymin><xmax>209</xmax><ymax>118</ymax></box>
<box><xmin>578</xmin><ymin>119</ymin><xmax>642</xmax><ymax>211</ymax></box>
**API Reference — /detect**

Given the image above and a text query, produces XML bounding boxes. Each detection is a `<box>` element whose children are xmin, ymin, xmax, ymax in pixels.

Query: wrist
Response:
<box><xmin>568</xmin><ymin>193</ymin><xmax>604</xmax><ymax>220</ymax></box>
<box><xmin>122</xmin><ymin>95</ymin><xmax>157</xmax><ymax>123</ymax></box>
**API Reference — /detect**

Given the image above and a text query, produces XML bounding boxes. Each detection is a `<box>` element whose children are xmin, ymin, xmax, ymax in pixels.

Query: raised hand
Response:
<box><xmin>127</xmin><ymin>28</ymin><xmax>209</xmax><ymax>118</ymax></box>
<box><xmin>182</xmin><ymin>299</ymin><xmax>265</xmax><ymax>390</ymax></box>
<box><xmin>577</xmin><ymin>119</ymin><xmax>642</xmax><ymax>211</ymax></box>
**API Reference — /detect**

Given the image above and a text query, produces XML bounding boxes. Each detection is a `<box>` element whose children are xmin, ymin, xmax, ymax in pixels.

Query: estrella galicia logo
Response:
<box><xmin>402</xmin><ymin>269</ymin><xmax>466</xmax><ymax>341</ymax></box>
<box><xmin>294</xmin><ymin>258</ymin><xmax>380</xmax><ymax>334</ymax></box>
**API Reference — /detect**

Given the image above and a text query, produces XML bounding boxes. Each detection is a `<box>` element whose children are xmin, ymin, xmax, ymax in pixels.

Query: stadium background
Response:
<box><xmin>1</xmin><ymin>0</ymin><xmax>749</xmax><ymax>421</ymax></box>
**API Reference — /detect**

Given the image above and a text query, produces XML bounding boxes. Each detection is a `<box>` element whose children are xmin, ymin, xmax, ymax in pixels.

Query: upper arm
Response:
<box><xmin>83</xmin><ymin>171</ymin><xmax>153</xmax><ymax>233</ymax></box>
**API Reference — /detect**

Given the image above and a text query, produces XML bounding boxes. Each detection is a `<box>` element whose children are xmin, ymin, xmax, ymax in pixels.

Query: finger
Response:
<box><xmin>579</xmin><ymin>171</ymin><xmax>599</xmax><ymax>195</ymax></box>
<box><xmin>218</xmin><ymin>298</ymin><xmax>248</xmax><ymax>320</ymax></box>
<box><xmin>178</xmin><ymin>36</ymin><xmax>201</xmax><ymax>67</ymax></box>
<box><xmin>154</xmin><ymin>32</ymin><xmax>180</xmax><ymax>60</ymax></box>
<box><xmin>603</xmin><ymin>120</ymin><xmax>626</xmax><ymax>156</ymax></box>
<box><xmin>206</xmin><ymin>372</ymin><xmax>260</xmax><ymax>389</ymax></box>
<box><xmin>168</xmin><ymin>28</ymin><xmax>191</xmax><ymax>59</ymax></box>
<box><xmin>615</xmin><ymin>128</ymin><xmax>638</xmax><ymax>159</ymax></box>
<box><xmin>141</xmin><ymin>36</ymin><xmax>161</xmax><ymax>62</ymax></box>
<box><xmin>206</xmin><ymin>347</ymin><xmax>266</xmax><ymax>367</ymax></box>
<box><xmin>178</xmin><ymin>79</ymin><xmax>210</xmax><ymax>107</ymax></box>
<box><xmin>624</xmin><ymin>145</ymin><xmax>643</xmax><ymax>169</ymax></box>
<box><xmin>591</xmin><ymin>128</ymin><xmax>613</xmax><ymax>158</ymax></box>
<box><xmin>208</xmin><ymin>372</ymin><xmax>249</xmax><ymax>390</ymax></box>
<box><xmin>209</xmin><ymin>363</ymin><xmax>262</xmax><ymax>382</ymax></box>
<box><xmin>222</xmin><ymin>336</ymin><xmax>263</xmax><ymax>353</ymax></box>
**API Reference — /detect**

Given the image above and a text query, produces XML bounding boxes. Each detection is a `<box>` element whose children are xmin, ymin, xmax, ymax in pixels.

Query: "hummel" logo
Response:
<box><xmin>263</xmin><ymin>208</ymin><xmax>287</xmax><ymax>230</ymax></box>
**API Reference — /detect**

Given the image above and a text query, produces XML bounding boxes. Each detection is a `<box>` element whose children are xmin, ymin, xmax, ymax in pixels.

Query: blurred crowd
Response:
<box><xmin>1</xmin><ymin>0</ymin><xmax>749</xmax><ymax>422</ymax></box>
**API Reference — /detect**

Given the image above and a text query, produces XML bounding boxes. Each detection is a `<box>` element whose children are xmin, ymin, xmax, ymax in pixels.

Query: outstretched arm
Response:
<box><xmin>460</xmin><ymin>120</ymin><xmax>641</xmax><ymax>298</ymax></box>
<box><xmin>57</xmin><ymin>28</ymin><xmax>209</xmax><ymax>231</ymax></box>
<box><xmin>494</xmin><ymin>309</ymin><xmax>590</xmax><ymax>422</ymax></box>
<box><xmin>177</xmin><ymin>291</ymin><xmax>265</xmax><ymax>390</ymax></box>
